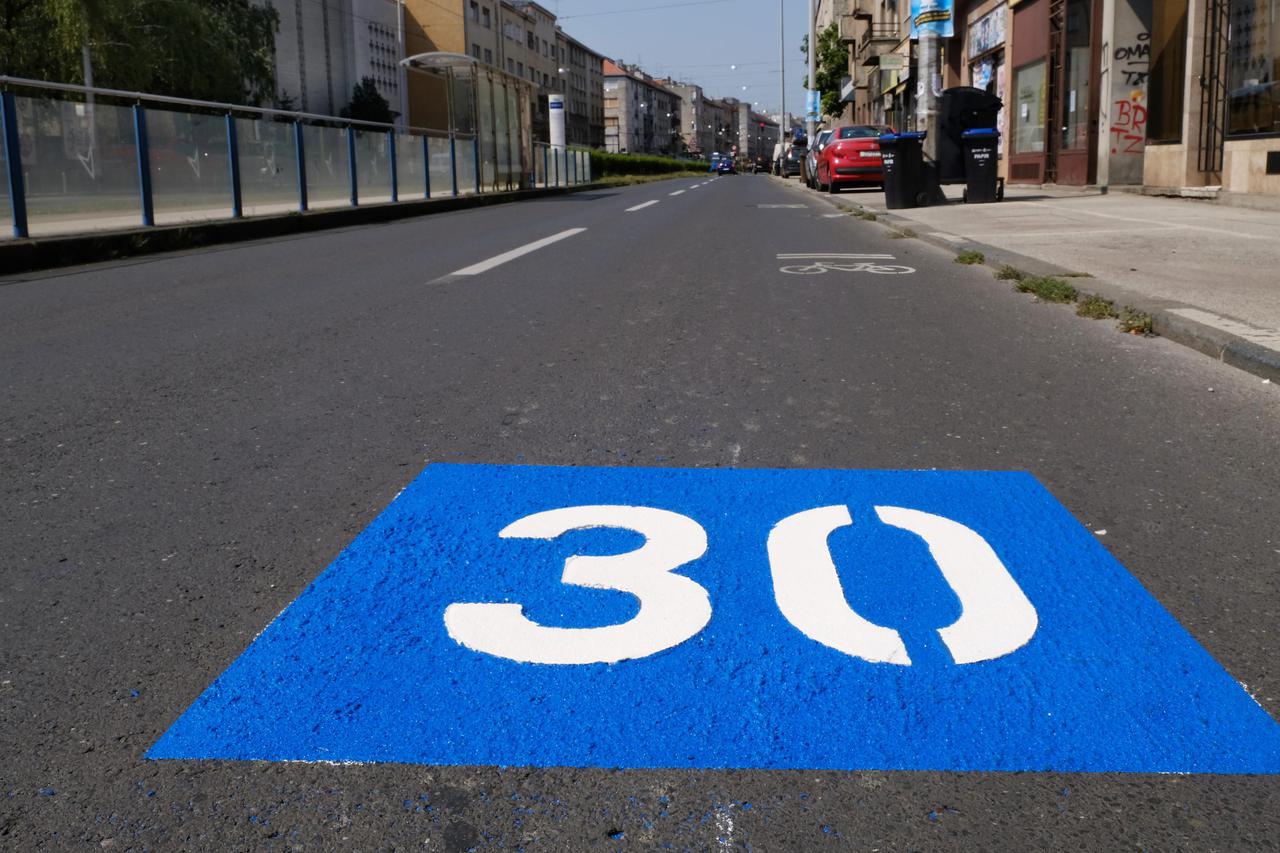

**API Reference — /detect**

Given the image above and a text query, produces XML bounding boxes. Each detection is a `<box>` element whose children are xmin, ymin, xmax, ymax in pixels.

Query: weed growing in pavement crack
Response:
<box><xmin>1118</xmin><ymin>306</ymin><xmax>1155</xmax><ymax>335</ymax></box>
<box><xmin>995</xmin><ymin>264</ymin><xmax>1024</xmax><ymax>281</ymax></box>
<box><xmin>1015</xmin><ymin>275</ymin><xmax>1079</xmax><ymax>303</ymax></box>
<box><xmin>856</xmin><ymin>211</ymin><xmax>878</xmax><ymax>221</ymax></box>
<box><xmin>1076</xmin><ymin>295</ymin><xmax>1119</xmax><ymax>319</ymax></box>
<box><xmin>888</xmin><ymin>227</ymin><xmax>917</xmax><ymax>239</ymax></box>
<box><xmin>955</xmin><ymin>250</ymin><xmax>985</xmax><ymax>265</ymax></box>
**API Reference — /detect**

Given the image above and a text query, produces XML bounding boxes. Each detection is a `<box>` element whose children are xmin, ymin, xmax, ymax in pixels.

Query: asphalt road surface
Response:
<box><xmin>3</xmin><ymin>174</ymin><xmax>1279</xmax><ymax>851</ymax></box>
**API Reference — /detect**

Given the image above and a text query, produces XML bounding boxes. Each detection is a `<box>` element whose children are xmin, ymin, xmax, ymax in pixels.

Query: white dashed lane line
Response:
<box><xmin>627</xmin><ymin>200</ymin><xmax>661</xmax><ymax>212</ymax></box>
<box><xmin>670</xmin><ymin>190</ymin><xmax>686</xmax><ymax>196</ymax></box>
<box><xmin>440</xmin><ymin>228</ymin><xmax>588</xmax><ymax>279</ymax></box>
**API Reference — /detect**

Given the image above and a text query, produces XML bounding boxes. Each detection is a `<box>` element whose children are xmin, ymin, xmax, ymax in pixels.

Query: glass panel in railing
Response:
<box><xmin>506</xmin><ymin>86</ymin><xmax>521</xmax><ymax>188</ymax></box>
<box><xmin>476</xmin><ymin>76</ymin><xmax>495</xmax><ymax>192</ymax></box>
<box><xmin>0</xmin><ymin>122</ymin><xmax>10</xmax><ymax>236</ymax></box>
<box><xmin>146</xmin><ymin>108</ymin><xmax>232</xmax><ymax>224</ymax></box>
<box><xmin>533</xmin><ymin>144</ymin><xmax>545</xmax><ymax>188</ymax></box>
<box><xmin>303</xmin><ymin>124</ymin><xmax>350</xmax><ymax>209</ymax></box>
<box><xmin>454</xmin><ymin>135</ymin><xmax>477</xmax><ymax>195</ymax></box>
<box><xmin>427</xmin><ymin>135</ymin><xmax>453</xmax><ymax>196</ymax></box>
<box><xmin>493</xmin><ymin>82</ymin><xmax>509</xmax><ymax>191</ymax></box>
<box><xmin>17</xmin><ymin>96</ymin><xmax>141</xmax><ymax>237</ymax></box>
<box><xmin>236</xmin><ymin>117</ymin><xmax>299</xmax><ymax>216</ymax></box>
<box><xmin>355</xmin><ymin>130</ymin><xmax>392</xmax><ymax>204</ymax></box>
<box><xmin>395</xmin><ymin>133</ymin><xmax>425</xmax><ymax>201</ymax></box>
<box><xmin>583</xmin><ymin>149</ymin><xmax>592</xmax><ymax>182</ymax></box>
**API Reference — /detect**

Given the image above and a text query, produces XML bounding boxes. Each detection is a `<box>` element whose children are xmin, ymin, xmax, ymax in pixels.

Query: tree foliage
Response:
<box><xmin>0</xmin><ymin>0</ymin><xmax>278</xmax><ymax>105</ymax></box>
<box><xmin>340</xmin><ymin>77</ymin><xmax>395</xmax><ymax>124</ymax></box>
<box><xmin>800</xmin><ymin>23</ymin><xmax>848</xmax><ymax>119</ymax></box>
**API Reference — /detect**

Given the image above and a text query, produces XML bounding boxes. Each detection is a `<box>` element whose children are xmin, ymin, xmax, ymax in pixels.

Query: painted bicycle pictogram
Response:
<box><xmin>776</xmin><ymin>253</ymin><xmax>916</xmax><ymax>276</ymax></box>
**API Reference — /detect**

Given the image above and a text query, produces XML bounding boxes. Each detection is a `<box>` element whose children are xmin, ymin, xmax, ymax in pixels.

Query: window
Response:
<box><xmin>472</xmin><ymin>43</ymin><xmax>481</xmax><ymax>60</ymax></box>
<box><xmin>1012</xmin><ymin>60</ymin><xmax>1046</xmax><ymax>154</ymax></box>
<box><xmin>1227</xmin><ymin>0</ymin><xmax>1280</xmax><ymax>136</ymax></box>
<box><xmin>543</xmin><ymin>39</ymin><xmax>549</xmax><ymax>56</ymax></box>
<box><xmin>528</xmin><ymin>31</ymin><xmax>537</xmax><ymax>50</ymax></box>
<box><xmin>508</xmin><ymin>58</ymin><xmax>515</xmax><ymax>73</ymax></box>
<box><xmin>469</xmin><ymin>1</ymin><xmax>479</xmax><ymax>22</ymax></box>
<box><xmin>1147</xmin><ymin>0</ymin><xmax>1188</xmax><ymax>143</ymax></box>
<box><xmin>482</xmin><ymin>7</ymin><xmax>491</xmax><ymax>28</ymax></box>
<box><xmin>484</xmin><ymin>47</ymin><xmax>493</xmax><ymax>64</ymax></box>
<box><xmin>517</xmin><ymin>62</ymin><xmax>524</xmax><ymax>76</ymax></box>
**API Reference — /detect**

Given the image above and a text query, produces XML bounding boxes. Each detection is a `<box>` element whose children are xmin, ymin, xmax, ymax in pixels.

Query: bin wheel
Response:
<box><xmin>962</xmin><ymin>189</ymin><xmax>968</xmax><ymax>204</ymax></box>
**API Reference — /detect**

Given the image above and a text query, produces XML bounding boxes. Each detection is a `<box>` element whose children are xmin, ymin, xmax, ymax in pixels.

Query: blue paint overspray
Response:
<box><xmin>149</xmin><ymin>464</ymin><xmax>1280</xmax><ymax>772</ymax></box>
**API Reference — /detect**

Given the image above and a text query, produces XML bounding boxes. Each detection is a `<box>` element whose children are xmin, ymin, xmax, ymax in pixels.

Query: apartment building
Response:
<box><xmin>557</xmin><ymin>30</ymin><xmax>607</xmax><ymax>148</ymax></box>
<box><xmin>603</xmin><ymin>61</ymin><xmax>682</xmax><ymax>155</ymax></box>
<box><xmin>739</xmin><ymin>104</ymin><xmax>781</xmax><ymax>163</ymax></box>
<box><xmin>264</xmin><ymin>0</ymin><xmax>407</xmax><ymax>119</ymax></box>
<box><xmin>660</xmin><ymin>80</ymin><xmax>711</xmax><ymax>155</ymax></box>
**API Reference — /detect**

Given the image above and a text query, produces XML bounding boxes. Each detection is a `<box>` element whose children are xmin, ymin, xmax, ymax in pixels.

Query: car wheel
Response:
<box><xmin>827</xmin><ymin>180</ymin><xmax>838</xmax><ymax>194</ymax></box>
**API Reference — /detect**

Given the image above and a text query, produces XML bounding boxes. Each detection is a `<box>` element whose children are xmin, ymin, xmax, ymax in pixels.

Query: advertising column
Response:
<box><xmin>549</xmin><ymin>93</ymin><xmax>566</xmax><ymax>150</ymax></box>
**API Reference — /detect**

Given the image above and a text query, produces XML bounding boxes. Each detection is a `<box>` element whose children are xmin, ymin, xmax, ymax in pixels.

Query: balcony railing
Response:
<box><xmin>861</xmin><ymin>23</ymin><xmax>901</xmax><ymax>50</ymax></box>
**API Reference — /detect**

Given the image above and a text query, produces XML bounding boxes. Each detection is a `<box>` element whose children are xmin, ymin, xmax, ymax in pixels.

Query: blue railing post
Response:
<box><xmin>572</xmin><ymin>150</ymin><xmax>578</xmax><ymax>185</ymax></box>
<box><xmin>294</xmin><ymin>121</ymin><xmax>308</xmax><ymax>212</ymax></box>
<box><xmin>388</xmin><ymin>131</ymin><xmax>398</xmax><ymax>204</ymax></box>
<box><xmin>472</xmin><ymin>136</ymin><xmax>480</xmax><ymax>195</ymax></box>
<box><xmin>132</xmin><ymin>104</ymin><xmax>155</xmax><ymax>227</ymax></box>
<box><xmin>346</xmin><ymin>126</ymin><xmax>359</xmax><ymax>206</ymax></box>
<box><xmin>226</xmin><ymin>114</ymin><xmax>243</xmax><ymax>218</ymax></box>
<box><xmin>553</xmin><ymin>149</ymin><xmax>559</xmax><ymax>187</ymax></box>
<box><xmin>449</xmin><ymin>133</ymin><xmax>459</xmax><ymax>198</ymax></box>
<box><xmin>423</xmin><ymin>136</ymin><xmax>431</xmax><ymax>199</ymax></box>
<box><xmin>542</xmin><ymin>145</ymin><xmax>549</xmax><ymax>189</ymax></box>
<box><xmin>1</xmin><ymin>91</ymin><xmax>29</xmax><ymax>239</ymax></box>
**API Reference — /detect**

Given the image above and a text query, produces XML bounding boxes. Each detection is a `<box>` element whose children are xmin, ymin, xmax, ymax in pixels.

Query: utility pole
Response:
<box><xmin>806</xmin><ymin>0</ymin><xmax>816</xmax><ymax>144</ymax></box>
<box><xmin>917</xmin><ymin>26</ymin><xmax>939</xmax><ymax>163</ymax></box>
<box><xmin>779</xmin><ymin>0</ymin><xmax>785</xmax><ymax>140</ymax></box>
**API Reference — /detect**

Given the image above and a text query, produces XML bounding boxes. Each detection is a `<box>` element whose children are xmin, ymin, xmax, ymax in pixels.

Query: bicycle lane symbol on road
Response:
<box><xmin>777</xmin><ymin>253</ymin><xmax>916</xmax><ymax>275</ymax></box>
<box><xmin>147</xmin><ymin>464</ymin><xmax>1280</xmax><ymax>773</ymax></box>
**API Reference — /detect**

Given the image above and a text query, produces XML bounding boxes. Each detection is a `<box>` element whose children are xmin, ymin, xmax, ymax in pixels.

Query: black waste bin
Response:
<box><xmin>961</xmin><ymin>128</ymin><xmax>1001</xmax><ymax>204</ymax></box>
<box><xmin>879</xmin><ymin>131</ymin><xmax>926</xmax><ymax>209</ymax></box>
<box><xmin>939</xmin><ymin>86</ymin><xmax>1003</xmax><ymax>183</ymax></box>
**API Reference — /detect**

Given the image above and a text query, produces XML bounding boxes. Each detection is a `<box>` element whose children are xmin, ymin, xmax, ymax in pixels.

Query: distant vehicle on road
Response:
<box><xmin>803</xmin><ymin>129</ymin><xmax>834</xmax><ymax>189</ymax></box>
<box><xmin>815</xmin><ymin>124</ymin><xmax>893</xmax><ymax>193</ymax></box>
<box><xmin>716</xmin><ymin>157</ymin><xmax>737</xmax><ymax>175</ymax></box>
<box><xmin>781</xmin><ymin>144</ymin><xmax>806</xmax><ymax>178</ymax></box>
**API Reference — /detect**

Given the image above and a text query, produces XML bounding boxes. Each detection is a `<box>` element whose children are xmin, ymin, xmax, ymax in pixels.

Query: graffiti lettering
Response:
<box><xmin>1110</xmin><ymin>99</ymin><xmax>1148</xmax><ymax>155</ymax></box>
<box><xmin>1115</xmin><ymin>32</ymin><xmax>1150</xmax><ymax>91</ymax></box>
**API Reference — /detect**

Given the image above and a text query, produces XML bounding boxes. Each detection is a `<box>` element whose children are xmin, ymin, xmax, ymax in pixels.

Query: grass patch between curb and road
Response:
<box><xmin>1076</xmin><ymin>294</ymin><xmax>1119</xmax><ymax>319</ymax></box>
<box><xmin>955</xmin><ymin>250</ymin><xmax>985</xmax><ymax>265</ymax></box>
<box><xmin>1015</xmin><ymin>275</ymin><xmax>1079</xmax><ymax>303</ymax></box>
<box><xmin>888</xmin><ymin>227</ymin><xmax>917</xmax><ymax>239</ymax></box>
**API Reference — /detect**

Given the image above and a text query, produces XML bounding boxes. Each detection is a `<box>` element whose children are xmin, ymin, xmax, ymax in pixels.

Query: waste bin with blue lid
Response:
<box><xmin>879</xmin><ymin>131</ymin><xmax>927</xmax><ymax>209</ymax></box>
<box><xmin>961</xmin><ymin>128</ymin><xmax>1002</xmax><ymax>204</ymax></box>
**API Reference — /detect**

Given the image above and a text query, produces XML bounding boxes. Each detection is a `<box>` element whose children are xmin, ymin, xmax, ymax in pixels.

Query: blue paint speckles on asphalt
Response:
<box><xmin>148</xmin><ymin>464</ymin><xmax>1280</xmax><ymax>773</ymax></box>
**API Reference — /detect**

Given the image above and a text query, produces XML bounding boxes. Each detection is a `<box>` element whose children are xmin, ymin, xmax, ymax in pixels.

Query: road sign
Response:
<box><xmin>149</xmin><ymin>464</ymin><xmax>1280</xmax><ymax>773</ymax></box>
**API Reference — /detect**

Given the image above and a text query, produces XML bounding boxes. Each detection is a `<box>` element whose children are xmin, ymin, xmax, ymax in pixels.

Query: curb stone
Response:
<box><xmin>783</xmin><ymin>178</ymin><xmax>1280</xmax><ymax>386</ymax></box>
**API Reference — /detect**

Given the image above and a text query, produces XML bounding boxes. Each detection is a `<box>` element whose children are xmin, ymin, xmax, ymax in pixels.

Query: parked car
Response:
<box><xmin>781</xmin><ymin>144</ymin><xmax>807</xmax><ymax>178</ymax></box>
<box><xmin>815</xmin><ymin>125</ymin><xmax>894</xmax><ymax>193</ymax></box>
<box><xmin>803</xmin><ymin>128</ymin><xmax>834</xmax><ymax>189</ymax></box>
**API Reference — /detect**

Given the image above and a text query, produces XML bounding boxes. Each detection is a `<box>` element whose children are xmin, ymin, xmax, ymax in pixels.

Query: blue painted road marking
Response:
<box><xmin>149</xmin><ymin>464</ymin><xmax>1280</xmax><ymax>772</ymax></box>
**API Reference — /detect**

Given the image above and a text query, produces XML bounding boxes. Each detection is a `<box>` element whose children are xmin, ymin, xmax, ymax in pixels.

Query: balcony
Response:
<box><xmin>860</xmin><ymin>23</ymin><xmax>900</xmax><ymax>51</ymax></box>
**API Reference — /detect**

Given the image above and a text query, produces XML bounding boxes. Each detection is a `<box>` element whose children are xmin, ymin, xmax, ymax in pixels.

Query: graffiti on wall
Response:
<box><xmin>1110</xmin><ymin>31</ymin><xmax>1149</xmax><ymax>157</ymax></box>
<box><xmin>1114</xmin><ymin>32</ymin><xmax>1150</xmax><ymax>87</ymax></box>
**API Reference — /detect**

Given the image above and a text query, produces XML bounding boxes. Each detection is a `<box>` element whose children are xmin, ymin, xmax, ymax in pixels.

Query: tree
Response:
<box><xmin>341</xmin><ymin>77</ymin><xmax>395</xmax><ymax>124</ymax></box>
<box><xmin>0</xmin><ymin>0</ymin><xmax>278</xmax><ymax>105</ymax></box>
<box><xmin>801</xmin><ymin>23</ymin><xmax>848</xmax><ymax>120</ymax></box>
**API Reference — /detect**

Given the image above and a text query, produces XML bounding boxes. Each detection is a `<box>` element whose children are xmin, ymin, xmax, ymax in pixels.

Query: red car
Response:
<box><xmin>816</xmin><ymin>125</ymin><xmax>894</xmax><ymax>193</ymax></box>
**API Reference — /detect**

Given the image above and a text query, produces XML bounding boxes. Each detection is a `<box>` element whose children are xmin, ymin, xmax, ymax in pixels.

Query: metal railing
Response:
<box><xmin>0</xmin><ymin>76</ymin><xmax>594</xmax><ymax>241</ymax></box>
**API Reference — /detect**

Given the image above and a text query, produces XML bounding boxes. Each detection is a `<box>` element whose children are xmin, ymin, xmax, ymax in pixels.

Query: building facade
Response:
<box><xmin>264</xmin><ymin>0</ymin><xmax>407</xmax><ymax>119</ymax></box>
<box><xmin>739</xmin><ymin>104</ymin><xmax>781</xmax><ymax>163</ymax></box>
<box><xmin>603</xmin><ymin>61</ymin><xmax>682</xmax><ymax>155</ymax></box>
<box><xmin>557</xmin><ymin>31</ymin><xmax>607</xmax><ymax>148</ymax></box>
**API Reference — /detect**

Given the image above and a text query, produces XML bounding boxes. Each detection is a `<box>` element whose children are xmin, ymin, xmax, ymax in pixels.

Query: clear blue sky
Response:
<box><xmin>549</xmin><ymin>0</ymin><xmax>814</xmax><ymax>119</ymax></box>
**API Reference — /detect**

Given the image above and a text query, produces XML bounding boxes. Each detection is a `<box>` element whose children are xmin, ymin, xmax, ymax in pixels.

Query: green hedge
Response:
<box><xmin>589</xmin><ymin>150</ymin><xmax>703</xmax><ymax>177</ymax></box>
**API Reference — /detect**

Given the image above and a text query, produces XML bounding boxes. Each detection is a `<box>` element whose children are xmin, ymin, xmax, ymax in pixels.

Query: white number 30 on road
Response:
<box><xmin>443</xmin><ymin>504</ymin><xmax>1038</xmax><ymax>667</ymax></box>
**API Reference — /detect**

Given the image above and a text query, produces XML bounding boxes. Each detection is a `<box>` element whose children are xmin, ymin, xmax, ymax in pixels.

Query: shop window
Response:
<box><xmin>1062</xmin><ymin>0</ymin><xmax>1092</xmax><ymax>150</ymax></box>
<box><xmin>1227</xmin><ymin>0</ymin><xmax>1280</xmax><ymax>136</ymax></box>
<box><xmin>1147</xmin><ymin>0</ymin><xmax>1188</xmax><ymax>143</ymax></box>
<box><xmin>1012</xmin><ymin>60</ymin><xmax>1046</xmax><ymax>154</ymax></box>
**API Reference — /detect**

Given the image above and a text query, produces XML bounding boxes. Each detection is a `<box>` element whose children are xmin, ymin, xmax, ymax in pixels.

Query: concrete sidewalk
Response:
<box><xmin>826</xmin><ymin>182</ymin><xmax>1280</xmax><ymax>382</ymax></box>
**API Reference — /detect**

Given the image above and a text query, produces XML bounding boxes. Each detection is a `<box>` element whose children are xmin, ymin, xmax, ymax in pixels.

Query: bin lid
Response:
<box><xmin>961</xmin><ymin>128</ymin><xmax>1000</xmax><ymax>138</ymax></box>
<box><xmin>879</xmin><ymin>131</ymin><xmax>927</xmax><ymax>142</ymax></box>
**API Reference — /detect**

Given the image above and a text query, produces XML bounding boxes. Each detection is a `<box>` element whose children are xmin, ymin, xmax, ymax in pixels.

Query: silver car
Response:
<box><xmin>804</xmin><ymin>129</ymin><xmax>834</xmax><ymax>189</ymax></box>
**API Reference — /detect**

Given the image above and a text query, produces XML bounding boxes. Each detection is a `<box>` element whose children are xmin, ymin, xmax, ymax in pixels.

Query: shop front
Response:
<box><xmin>1006</xmin><ymin>0</ymin><xmax>1102</xmax><ymax>184</ymax></box>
